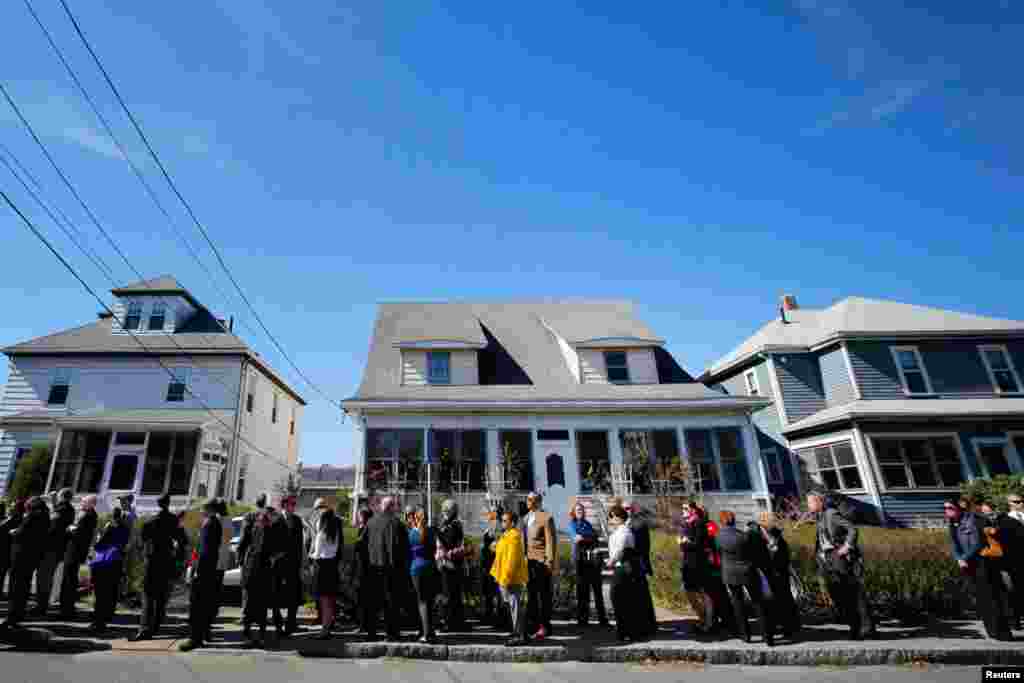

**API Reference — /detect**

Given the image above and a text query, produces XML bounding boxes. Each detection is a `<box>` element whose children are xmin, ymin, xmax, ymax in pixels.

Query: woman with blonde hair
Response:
<box><xmin>408</xmin><ymin>505</ymin><xmax>440</xmax><ymax>643</ymax></box>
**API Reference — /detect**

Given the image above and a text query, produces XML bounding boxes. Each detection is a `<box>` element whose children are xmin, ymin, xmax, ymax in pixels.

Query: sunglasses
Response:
<box><xmin>1009</xmin><ymin>500</ymin><xmax>1023</xmax><ymax>505</ymax></box>
<box><xmin>943</xmin><ymin>505</ymin><xmax>958</xmax><ymax>511</ymax></box>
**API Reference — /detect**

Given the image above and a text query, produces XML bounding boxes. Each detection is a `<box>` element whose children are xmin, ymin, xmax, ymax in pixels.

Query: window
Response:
<box><xmin>246</xmin><ymin>393</ymin><xmax>254</xmax><ymax>413</ymax></box>
<box><xmin>148</xmin><ymin>302</ymin><xmax>166</xmax><ymax>331</ymax></box>
<box><xmin>236</xmin><ymin>461</ymin><xmax>248</xmax><ymax>502</ymax></box>
<box><xmin>47</xmin><ymin>368</ymin><xmax>72</xmax><ymax>405</ymax></box>
<box><xmin>7</xmin><ymin>447</ymin><xmax>31</xmax><ymax>486</ymax></box>
<box><xmin>430</xmin><ymin>429</ymin><xmax>486</xmax><ymax>492</ymax></box>
<box><xmin>619</xmin><ymin>429</ymin><xmax>684</xmax><ymax>495</ymax></box>
<box><xmin>577</xmin><ymin>430</ymin><xmax>612</xmax><ymax>494</ymax></box>
<box><xmin>979</xmin><ymin>345</ymin><xmax>1022</xmax><ymax>394</ymax></box>
<box><xmin>762</xmin><ymin>447</ymin><xmax>784</xmax><ymax>484</ymax></box>
<box><xmin>716</xmin><ymin>428</ymin><xmax>752</xmax><ymax>490</ymax></box>
<box><xmin>290</xmin><ymin>416</ymin><xmax>296</xmax><ymax>436</ymax></box>
<box><xmin>365</xmin><ymin>429</ymin><xmax>425</xmax><ymax>491</ymax></box>
<box><xmin>890</xmin><ymin>346</ymin><xmax>932</xmax><ymax>395</ymax></box>
<box><xmin>537</xmin><ymin>430</ymin><xmax>570</xmax><ymax>442</ymax></box>
<box><xmin>427</xmin><ymin>352</ymin><xmax>451</xmax><ymax>384</ymax></box>
<box><xmin>272</xmin><ymin>393</ymin><xmax>279</xmax><ymax>424</ymax></box>
<box><xmin>108</xmin><ymin>454</ymin><xmax>139</xmax><ymax>490</ymax></box>
<box><xmin>872</xmin><ymin>437</ymin><xmax>965</xmax><ymax>489</ymax></box>
<box><xmin>744</xmin><ymin>369</ymin><xmax>760</xmax><ymax>396</ymax></box>
<box><xmin>124</xmin><ymin>301</ymin><xmax>143</xmax><ymax>330</ymax></box>
<box><xmin>685</xmin><ymin>429</ymin><xmax>720</xmax><ymax>492</ymax></box>
<box><xmin>796</xmin><ymin>441</ymin><xmax>864</xmax><ymax>491</ymax></box>
<box><xmin>51</xmin><ymin>431</ymin><xmax>110</xmax><ymax>493</ymax></box>
<box><xmin>499</xmin><ymin>430</ymin><xmax>534</xmax><ymax>492</ymax></box>
<box><xmin>141</xmin><ymin>432</ymin><xmax>198</xmax><ymax>495</ymax></box>
<box><xmin>115</xmin><ymin>432</ymin><xmax>146</xmax><ymax>446</ymax></box>
<box><xmin>604</xmin><ymin>351</ymin><xmax>630</xmax><ymax>383</ymax></box>
<box><xmin>166</xmin><ymin>367</ymin><xmax>189</xmax><ymax>402</ymax></box>
<box><xmin>974</xmin><ymin>440</ymin><xmax>1012</xmax><ymax>478</ymax></box>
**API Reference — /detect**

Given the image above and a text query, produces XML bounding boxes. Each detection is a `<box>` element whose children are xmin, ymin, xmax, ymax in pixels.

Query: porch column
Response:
<box><xmin>486</xmin><ymin>429</ymin><xmax>500</xmax><ymax>492</ymax></box>
<box><xmin>44</xmin><ymin>426</ymin><xmax>64</xmax><ymax>493</ymax></box>
<box><xmin>351</xmin><ymin>414</ymin><xmax>366</xmax><ymax>498</ymax></box>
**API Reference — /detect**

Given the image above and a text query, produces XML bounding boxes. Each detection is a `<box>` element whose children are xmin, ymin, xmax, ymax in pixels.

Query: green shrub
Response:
<box><xmin>5</xmin><ymin>445</ymin><xmax>52</xmax><ymax>502</ymax></box>
<box><xmin>961</xmin><ymin>474</ymin><xmax>1024</xmax><ymax>512</ymax></box>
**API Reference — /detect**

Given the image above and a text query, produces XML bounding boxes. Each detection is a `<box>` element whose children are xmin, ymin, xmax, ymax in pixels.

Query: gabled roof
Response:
<box><xmin>346</xmin><ymin>301</ymin><xmax>767</xmax><ymax>410</ymax></box>
<box><xmin>110</xmin><ymin>275</ymin><xmax>202</xmax><ymax>309</ymax></box>
<box><xmin>704</xmin><ymin>297</ymin><xmax>1024</xmax><ymax>380</ymax></box>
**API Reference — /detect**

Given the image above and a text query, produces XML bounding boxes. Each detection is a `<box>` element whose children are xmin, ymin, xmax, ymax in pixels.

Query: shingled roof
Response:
<box><xmin>346</xmin><ymin>301</ymin><xmax>767</xmax><ymax>409</ymax></box>
<box><xmin>704</xmin><ymin>297</ymin><xmax>1024</xmax><ymax>379</ymax></box>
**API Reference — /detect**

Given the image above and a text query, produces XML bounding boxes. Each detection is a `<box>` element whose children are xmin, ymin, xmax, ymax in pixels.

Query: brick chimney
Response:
<box><xmin>781</xmin><ymin>294</ymin><xmax>799</xmax><ymax>312</ymax></box>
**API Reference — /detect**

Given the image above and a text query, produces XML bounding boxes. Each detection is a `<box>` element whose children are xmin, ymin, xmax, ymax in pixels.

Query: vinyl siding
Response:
<box><xmin>400</xmin><ymin>350</ymin><xmax>478</xmax><ymax>386</ymax></box>
<box><xmin>717</xmin><ymin>361</ymin><xmax>773</xmax><ymax>399</ymax></box>
<box><xmin>579</xmin><ymin>350</ymin><xmax>607</xmax><ymax>384</ymax></box>
<box><xmin>0</xmin><ymin>429</ymin><xmax>57</xmax><ymax>497</ymax></box>
<box><xmin>626</xmin><ymin>349</ymin><xmax>659</xmax><ymax>384</ymax></box>
<box><xmin>238</xmin><ymin>366</ymin><xmax>302</xmax><ymax>493</ymax></box>
<box><xmin>820</xmin><ymin>346</ymin><xmax>856</xmax><ymax>408</ymax></box>
<box><xmin>111</xmin><ymin>296</ymin><xmax>194</xmax><ymax>334</ymax></box>
<box><xmin>879</xmin><ymin>492</ymin><xmax>950</xmax><ymax>527</ymax></box>
<box><xmin>1</xmin><ymin>356</ymin><xmax>242</xmax><ymax>415</ymax></box>
<box><xmin>773</xmin><ymin>353</ymin><xmax>826</xmax><ymax>422</ymax></box>
<box><xmin>751</xmin><ymin>405</ymin><xmax>798</xmax><ymax>496</ymax></box>
<box><xmin>846</xmin><ymin>342</ymin><xmax>905</xmax><ymax>399</ymax></box>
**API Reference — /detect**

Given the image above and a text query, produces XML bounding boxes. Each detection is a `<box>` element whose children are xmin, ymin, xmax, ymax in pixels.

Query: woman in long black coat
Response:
<box><xmin>763</xmin><ymin>523</ymin><xmax>801</xmax><ymax>639</ymax></box>
<box><xmin>238</xmin><ymin>508</ymin><xmax>280</xmax><ymax>647</ymax></box>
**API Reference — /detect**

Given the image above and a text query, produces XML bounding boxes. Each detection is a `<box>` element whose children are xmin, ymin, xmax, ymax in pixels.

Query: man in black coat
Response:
<box><xmin>717</xmin><ymin>513</ymin><xmax>774</xmax><ymax>645</ymax></box>
<box><xmin>627</xmin><ymin>502</ymin><xmax>658</xmax><ymax>638</ymax></box>
<box><xmin>238</xmin><ymin>493</ymin><xmax>268</xmax><ymax>624</ymax></box>
<box><xmin>59</xmin><ymin>494</ymin><xmax>99</xmax><ymax>619</ymax></box>
<box><xmin>273</xmin><ymin>495</ymin><xmax>305</xmax><ymax>636</ymax></box>
<box><xmin>179</xmin><ymin>500</ymin><xmax>222</xmax><ymax>652</ymax></box>
<box><xmin>34</xmin><ymin>488</ymin><xmax>75</xmax><ymax>617</ymax></box>
<box><xmin>364</xmin><ymin>496</ymin><xmax>410</xmax><ymax>641</ymax></box>
<box><xmin>1</xmin><ymin>497</ymin><xmax>50</xmax><ymax>630</ymax></box>
<box><xmin>0</xmin><ymin>500</ymin><xmax>22</xmax><ymax>601</ymax></box>
<box><xmin>131</xmin><ymin>494</ymin><xmax>188</xmax><ymax>641</ymax></box>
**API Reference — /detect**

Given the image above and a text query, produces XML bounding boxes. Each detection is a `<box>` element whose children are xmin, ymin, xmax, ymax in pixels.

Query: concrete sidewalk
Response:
<box><xmin>3</xmin><ymin>604</ymin><xmax>1024</xmax><ymax>665</ymax></box>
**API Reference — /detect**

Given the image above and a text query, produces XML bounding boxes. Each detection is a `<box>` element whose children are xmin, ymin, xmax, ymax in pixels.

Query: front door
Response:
<box><xmin>535</xmin><ymin>431</ymin><xmax>575</xmax><ymax>534</ymax></box>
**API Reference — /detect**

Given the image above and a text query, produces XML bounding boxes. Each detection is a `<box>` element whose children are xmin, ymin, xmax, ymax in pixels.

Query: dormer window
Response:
<box><xmin>604</xmin><ymin>351</ymin><xmax>630</xmax><ymax>384</ymax></box>
<box><xmin>148</xmin><ymin>302</ymin><xmax>166</xmax><ymax>331</ymax></box>
<box><xmin>124</xmin><ymin>301</ymin><xmax>143</xmax><ymax>331</ymax></box>
<box><xmin>744</xmin><ymin>369</ymin><xmax>760</xmax><ymax>396</ymax></box>
<box><xmin>979</xmin><ymin>345</ymin><xmax>1022</xmax><ymax>394</ymax></box>
<box><xmin>427</xmin><ymin>352</ymin><xmax>450</xmax><ymax>384</ymax></box>
<box><xmin>890</xmin><ymin>346</ymin><xmax>932</xmax><ymax>395</ymax></box>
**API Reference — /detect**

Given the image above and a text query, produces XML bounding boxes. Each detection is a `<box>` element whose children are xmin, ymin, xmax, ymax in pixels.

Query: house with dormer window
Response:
<box><xmin>701</xmin><ymin>295</ymin><xmax>1024</xmax><ymax>526</ymax></box>
<box><xmin>0</xmin><ymin>276</ymin><xmax>305</xmax><ymax>512</ymax></box>
<box><xmin>341</xmin><ymin>301</ymin><xmax>771</xmax><ymax>531</ymax></box>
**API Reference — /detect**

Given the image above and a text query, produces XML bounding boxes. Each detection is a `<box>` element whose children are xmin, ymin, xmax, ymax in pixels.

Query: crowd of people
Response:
<box><xmin>1</xmin><ymin>486</ymin><xmax>1022</xmax><ymax>648</ymax></box>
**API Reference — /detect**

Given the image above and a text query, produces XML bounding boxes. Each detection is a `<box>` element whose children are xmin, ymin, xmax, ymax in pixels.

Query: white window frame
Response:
<box><xmin>148</xmin><ymin>302</ymin><xmax>167</xmax><ymax>332</ymax></box>
<box><xmin>761</xmin><ymin>446</ymin><xmax>784</xmax><ymax>484</ymax></box>
<box><xmin>123</xmin><ymin>301</ymin><xmax>144</xmax><ymax>331</ymax></box>
<box><xmin>890</xmin><ymin>345</ymin><xmax>934</xmax><ymax>395</ymax></box>
<box><xmin>165</xmin><ymin>367</ymin><xmax>190</xmax><ymax>403</ymax></box>
<box><xmin>427</xmin><ymin>351</ymin><xmax>451</xmax><ymax>385</ymax></box>
<box><xmin>47</xmin><ymin>367</ymin><xmax>73</xmax><ymax>406</ymax></box>
<box><xmin>744</xmin><ymin>369</ymin><xmax>760</xmax><ymax>396</ymax></box>
<box><xmin>971</xmin><ymin>436</ymin><xmax>1018</xmax><ymax>478</ymax></box>
<box><xmin>868</xmin><ymin>434</ymin><xmax>966</xmax><ymax>491</ymax></box>
<box><xmin>795</xmin><ymin>439</ymin><xmax>867</xmax><ymax>493</ymax></box>
<box><xmin>978</xmin><ymin>344</ymin><xmax>1023</xmax><ymax>395</ymax></box>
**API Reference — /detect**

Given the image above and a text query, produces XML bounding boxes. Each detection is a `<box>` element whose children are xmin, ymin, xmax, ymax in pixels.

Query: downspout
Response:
<box><xmin>228</xmin><ymin>357</ymin><xmax>249</xmax><ymax>502</ymax></box>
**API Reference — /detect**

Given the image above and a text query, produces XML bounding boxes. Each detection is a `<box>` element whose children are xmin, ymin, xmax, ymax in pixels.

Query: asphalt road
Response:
<box><xmin>0</xmin><ymin>653</ymin><xmax>985</xmax><ymax>683</ymax></box>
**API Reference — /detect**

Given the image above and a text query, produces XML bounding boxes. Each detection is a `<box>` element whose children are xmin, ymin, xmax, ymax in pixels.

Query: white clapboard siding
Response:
<box><xmin>239</xmin><ymin>366</ymin><xmax>304</xmax><ymax>471</ymax></box>
<box><xmin>579</xmin><ymin>350</ymin><xmax>609</xmax><ymax>384</ymax></box>
<box><xmin>627</xmin><ymin>349</ymin><xmax>659</xmax><ymax>384</ymax></box>
<box><xmin>2</xmin><ymin>356</ymin><xmax>243</xmax><ymax>415</ymax></box>
<box><xmin>111</xmin><ymin>295</ymin><xmax>195</xmax><ymax>334</ymax></box>
<box><xmin>401</xmin><ymin>350</ymin><xmax>477</xmax><ymax>386</ymax></box>
<box><xmin>0</xmin><ymin>428</ymin><xmax>57</xmax><ymax>496</ymax></box>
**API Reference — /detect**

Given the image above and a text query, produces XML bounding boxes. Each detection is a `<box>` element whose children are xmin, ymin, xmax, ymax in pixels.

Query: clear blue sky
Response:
<box><xmin>1</xmin><ymin>2</ymin><xmax>1022</xmax><ymax>466</ymax></box>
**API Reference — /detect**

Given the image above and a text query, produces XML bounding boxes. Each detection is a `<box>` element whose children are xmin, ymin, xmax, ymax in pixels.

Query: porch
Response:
<box><xmin>43</xmin><ymin>409</ymin><xmax>236</xmax><ymax>513</ymax></box>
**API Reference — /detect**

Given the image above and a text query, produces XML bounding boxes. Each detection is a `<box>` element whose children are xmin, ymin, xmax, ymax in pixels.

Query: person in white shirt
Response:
<box><xmin>605</xmin><ymin>504</ymin><xmax>643</xmax><ymax>642</ymax></box>
<box><xmin>1008</xmin><ymin>495</ymin><xmax>1024</xmax><ymax>524</ymax></box>
<box><xmin>310</xmin><ymin>507</ymin><xmax>342</xmax><ymax>640</ymax></box>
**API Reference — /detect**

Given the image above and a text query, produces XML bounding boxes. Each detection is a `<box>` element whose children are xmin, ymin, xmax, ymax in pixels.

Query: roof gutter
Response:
<box><xmin>341</xmin><ymin>397</ymin><xmax>772</xmax><ymax>414</ymax></box>
<box><xmin>781</xmin><ymin>406</ymin><xmax>1024</xmax><ymax>436</ymax></box>
<box><xmin>807</xmin><ymin>330</ymin><xmax>1024</xmax><ymax>353</ymax></box>
<box><xmin>700</xmin><ymin>346</ymin><xmax>809</xmax><ymax>383</ymax></box>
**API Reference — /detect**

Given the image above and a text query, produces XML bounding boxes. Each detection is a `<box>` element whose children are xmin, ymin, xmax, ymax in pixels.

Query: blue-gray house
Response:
<box><xmin>700</xmin><ymin>295</ymin><xmax>1024</xmax><ymax>526</ymax></box>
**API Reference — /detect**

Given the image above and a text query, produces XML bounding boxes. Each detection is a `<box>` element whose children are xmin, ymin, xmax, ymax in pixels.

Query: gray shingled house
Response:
<box><xmin>701</xmin><ymin>295</ymin><xmax>1024</xmax><ymax>526</ymax></box>
<box><xmin>341</xmin><ymin>301</ymin><xmax>771</xmax><ymax>532</ymax></box>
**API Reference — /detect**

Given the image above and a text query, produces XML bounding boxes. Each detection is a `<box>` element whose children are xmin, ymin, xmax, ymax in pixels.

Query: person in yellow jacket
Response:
<box><xmin>490</xmin><ymin>510</ymin><xmax>530</xmax><ymax>646</ymax></box>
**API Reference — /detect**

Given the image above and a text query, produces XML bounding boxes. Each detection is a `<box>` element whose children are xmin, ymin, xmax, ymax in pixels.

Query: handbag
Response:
<box><xmin>89</xmin><ymin>545</ymin><xmax>121</xmax><ymax>569</ymax></box>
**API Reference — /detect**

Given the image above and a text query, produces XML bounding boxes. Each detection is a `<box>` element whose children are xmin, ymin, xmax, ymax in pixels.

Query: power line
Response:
<box><xmin>20</xmin><ymin>0</ymin><xmax>263</xmax><ymax>346</ymax></box>
<box><xmin>1</xmin><ymin>187</ymin><xmax>297</xmax><ymax>470</ymax></box>
<box><xmin>56</xmin><ymin>0</ymin><xmax>344</xmax><ymax>412</ymax></box>
<box><xmin>0</xmin><ymin>146</ymin><xmax>117</xmax><ymax>283</ymax></box>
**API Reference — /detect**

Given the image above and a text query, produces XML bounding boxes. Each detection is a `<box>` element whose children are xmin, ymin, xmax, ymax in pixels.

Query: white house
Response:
<box><xmin>341</xmin><ymin>301</ymin><xmax>772</xmax><ymax>532</ymax></box>
<box><xmin>0</xmin><ymin>276</ymin><xmax>305</xmax><ymax>512</ymax></box>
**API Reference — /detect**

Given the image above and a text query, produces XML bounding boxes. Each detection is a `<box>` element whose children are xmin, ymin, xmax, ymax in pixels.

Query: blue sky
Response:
<box><xmin>1</xmin><ymin>1</ymin><xmax>1022</xmax><ymax>466</ymax></box>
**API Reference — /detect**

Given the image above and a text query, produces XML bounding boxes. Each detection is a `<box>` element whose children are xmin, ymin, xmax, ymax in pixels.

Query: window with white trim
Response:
<box><xmin>427</xmin><ymin>352</ymin><xmax>451</xmax><ymax>385</ymax></box>
<box><xmin>872</xmin><ymin>436</ymin><xmax>965</xmax><ymax>489</ymax></box>
<box><xmin>890</xmin><ymin>346</ymin><xmax>932</xmax><ymax>395</ymax></box>
<box><xmin>165</xmin><ymin>367</ymin><xmax>190</xmax><ymax>402</ymax></box>
<box><xmin>604</xmin><ymin>351</ymin><xmax>630</xmax><ymax>384</ymax></box>
<box><xmin>973</xmin><ymin>439</ymin><xmax>1013</xmax><ymax>478</ymax></box>
<box><xmin>47</xmin><ymin>368</ymin><xmax>72</xmax><ymax>405</ymax></box>
<box><xmin>148</xmin><ymin>302</ymin><xmax>167</xmax><ymax>331</ymax></box>
<box><xmin>124</xmin><ymin>301</ymin><xmax>143</xmax><ymax>330</ymax></box>
<box><xmin>761</xmin><ymin>447</ymin><xmax>784</xmax><ymax>484</ymax></box>
<box><xmin>744</xmin><ymin>369</ymin><xmax>760</xmax><ymax>396</ymax></box>
<box><xmin>979</xmin><ymin>345</ymin><xmax>1022</xmax><ymax>394</ymax></box>
<box><xmin>796</xmin><ymin>441</ymin><xmax>864</xmax><ymax>491</ymax></box>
